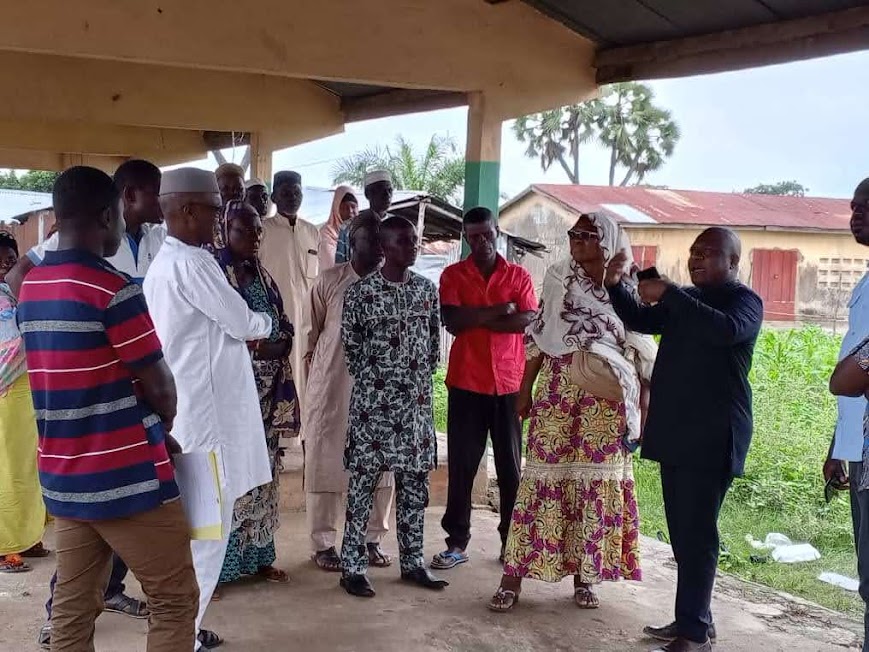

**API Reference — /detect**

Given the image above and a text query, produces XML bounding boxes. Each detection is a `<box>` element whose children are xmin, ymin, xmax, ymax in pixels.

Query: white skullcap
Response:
<box><xmin>160</xmin><ymin>168</ymin><xmax>220</xmax><ymax>196</ymax></box>
<box><xmin>245</xmin><ymin>177</ymin><xmax>267</xmax><ymax>189</ymax></box>
<box><xmin>363</xmin><ymin>169</ymin><xmax>391</xmax><ymax>187</ymax></box>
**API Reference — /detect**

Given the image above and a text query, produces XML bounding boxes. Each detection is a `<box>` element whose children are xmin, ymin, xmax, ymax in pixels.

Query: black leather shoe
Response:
<box><xmin>650</xmin><ymin>638</ymin><xmax>712</xmax><ymax>652</ymax></box>
<box><xmin>400</xmin><ymin>567</ymin><xmax>449</xmax><ymax>590</ymax></box>
<box><xmin>644</xmin><ymin>622</ymin><xmax>717</xmax><ymax>643</ymax></box>
<box><xmin>340</xmin><ymin>573</ymin><xmax>376</xmax><ymax>598</ymax></box>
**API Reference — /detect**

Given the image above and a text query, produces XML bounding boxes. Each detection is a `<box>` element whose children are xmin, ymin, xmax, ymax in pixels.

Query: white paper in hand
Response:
<box><xmin>173</xmin><ymin>451</ymin><xmax>223</xmax><ymax>540</ymax></box>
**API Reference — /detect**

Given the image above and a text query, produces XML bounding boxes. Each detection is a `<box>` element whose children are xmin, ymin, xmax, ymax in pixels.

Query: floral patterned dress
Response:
<box><xmin>502</xmin><ymin>340</ymin><xmax>642</xmax><ymax>584</ymax></box>
<box><xmin>217</xmin><ymin>254</ymin><xmax>299</xmax><ymax>582</ymax></box>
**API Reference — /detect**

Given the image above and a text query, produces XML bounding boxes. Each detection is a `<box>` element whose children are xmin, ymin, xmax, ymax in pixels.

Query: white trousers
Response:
<box><xmin>190</xmin><ymin>487</ymin><xmax>234</xmax><ymax>650</ymax></box>
<box><xmin>306</xmin><ymin>486</ymin><xmax>394</xmax><ymax>552</ymax></box>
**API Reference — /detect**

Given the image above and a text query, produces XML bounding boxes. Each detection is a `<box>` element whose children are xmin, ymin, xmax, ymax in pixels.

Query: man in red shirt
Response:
<box><xmin>432</xmin><ymin>207</ymin><xmax>538</xmax><ymax>570</ymax></box>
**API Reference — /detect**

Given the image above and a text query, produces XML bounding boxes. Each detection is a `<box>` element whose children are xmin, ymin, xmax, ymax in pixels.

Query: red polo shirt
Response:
<box><xmin>440</xmin><ymin>255</ymin><xmax>538</xmax><ymax>396</ymax></box>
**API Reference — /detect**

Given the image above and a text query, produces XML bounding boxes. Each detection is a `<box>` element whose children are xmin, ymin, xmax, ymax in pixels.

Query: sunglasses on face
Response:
<box><xmin>567</xmin><ymin>229</ymin><xmax>600</xmax><ymax>242</ymax></box>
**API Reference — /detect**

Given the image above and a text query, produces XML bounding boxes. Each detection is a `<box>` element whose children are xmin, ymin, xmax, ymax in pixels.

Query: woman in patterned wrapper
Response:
<box><xmin>214</xmin><ymin>200</ymin><xmax>298</xmax><ymax>592</ymax></box>
<box><xmin>488</xmin><ymin>212</ymin><xmax>657</xmax><ymax>612</ymax></box>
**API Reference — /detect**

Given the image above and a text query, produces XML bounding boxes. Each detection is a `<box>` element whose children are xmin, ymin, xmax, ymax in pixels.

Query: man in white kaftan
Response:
<box><xmin>302</xmin><ymin>213</ymin><xmax>394</xmax><ymax>569</ymax></box>
<box><xmin>143</xmin><ymin>168</ymin><xmax>273</xmax><ymax>651</ymax></box>
<box><xmin>259</xmin><ymin>170</ymin><xmax>319</xmax><ymax>415</ymax></box>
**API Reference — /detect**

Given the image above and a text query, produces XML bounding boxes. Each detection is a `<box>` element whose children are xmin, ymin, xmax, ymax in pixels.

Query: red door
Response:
<box><xmin>631</xmin><ymin>245</ymin><xmax>658</xmax><ymax>271</ymax></box>
<box><xmin>751</xmin><ymin>249</ymin><xmax>798</xmax><ymax>321</ymax></box>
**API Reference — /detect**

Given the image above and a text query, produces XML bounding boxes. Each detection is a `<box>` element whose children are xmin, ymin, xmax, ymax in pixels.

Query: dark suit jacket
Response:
<box><xmin>608</xmin><ymin>280</ymin><xmax>763</xmax><ymax>476</ymax></box>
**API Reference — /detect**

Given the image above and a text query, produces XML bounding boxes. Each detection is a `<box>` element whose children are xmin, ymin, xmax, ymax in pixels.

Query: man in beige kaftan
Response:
<box><xmin>302</xmin><ymin>213</ymin><xmax>394</xmax><ymax>571</ymax></box>
<box><xmin>259</xmin><ymin>171</ymin><xmax>319</xmax><ymax>414</ymax></box>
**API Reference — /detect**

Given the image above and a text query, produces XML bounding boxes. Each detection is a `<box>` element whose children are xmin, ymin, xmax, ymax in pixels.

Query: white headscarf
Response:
<box><xmin>528</xmin><ymin>212</ymin><xmax>656</xmax><ymax>442</ymax></box>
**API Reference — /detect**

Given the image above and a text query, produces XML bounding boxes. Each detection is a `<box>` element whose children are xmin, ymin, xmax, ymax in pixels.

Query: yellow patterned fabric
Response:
<box><xmin>503</xmin><ymin>344</ymin><xmax>641</xmax><ymax>584</ymax></box>
<box><xmin>0</xmin><ymin>374</ymin><xmax>46</xmax><ymax>555</ymax></box>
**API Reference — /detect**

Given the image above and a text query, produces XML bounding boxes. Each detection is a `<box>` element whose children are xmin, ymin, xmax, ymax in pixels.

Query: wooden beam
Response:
<box><xmin>595</xmin><ymin>6</ymin><xmax>869</xmax><ymax>84</ymax></box>
<box><xmin>342</xmin><ymin>89</ymin><xmax>467</xmax><ymax>123</ymax></box>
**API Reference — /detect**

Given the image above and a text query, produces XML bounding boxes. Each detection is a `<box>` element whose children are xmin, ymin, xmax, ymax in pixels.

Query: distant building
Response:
<box><xmin>499</xmin><ymin>184</ymin><xmax>863</xmax><ymax>324</ymax></box>
<box><xmin>0</xmin><ymin>189</ymin><xmax>54</xmax><ymax>253</ymax></box>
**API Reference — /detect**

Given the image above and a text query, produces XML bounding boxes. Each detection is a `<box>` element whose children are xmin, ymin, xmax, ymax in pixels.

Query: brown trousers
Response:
<box><xmin>51</xmin><ymin>499</ymin><xmax>199</xmax><ymax>652</ymax></box>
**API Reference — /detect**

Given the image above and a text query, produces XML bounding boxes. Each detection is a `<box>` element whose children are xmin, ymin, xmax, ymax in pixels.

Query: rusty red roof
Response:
<box><xmin>521</xmin><ymin>184</ymin><xmax>852</xmax><ymax>232</ymax></box>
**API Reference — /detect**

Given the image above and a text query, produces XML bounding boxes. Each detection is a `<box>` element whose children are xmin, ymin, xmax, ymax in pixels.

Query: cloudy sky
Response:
<box><xmin>223</xmin><ymin>50</ymin><xmax>869</xmax><ymax>201</ymax></box>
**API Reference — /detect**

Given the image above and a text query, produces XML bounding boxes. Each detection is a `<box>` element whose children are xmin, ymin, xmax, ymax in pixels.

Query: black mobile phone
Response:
<box><xmin>636</xmin><ymin>266</ymin><xmax>661</xmax><ymax>281</ymax></box>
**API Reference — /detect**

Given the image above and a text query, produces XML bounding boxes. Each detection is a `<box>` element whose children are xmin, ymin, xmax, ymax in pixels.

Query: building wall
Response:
<box><xmin>500</xmin><ymin>193</ymin><xmax>866</xmax><ymax>325</ymax></box>
<box><xmin>0</xmin><ymin>210</ymin><xmax>54</xmax><ymax>256</ymax></box>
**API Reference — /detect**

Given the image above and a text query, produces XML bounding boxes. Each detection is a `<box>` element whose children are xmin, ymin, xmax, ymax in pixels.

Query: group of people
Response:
<box><xmin>4</xmin><ymin>153</ymin><xmax>869</xmax><ymax>652</ymax></box>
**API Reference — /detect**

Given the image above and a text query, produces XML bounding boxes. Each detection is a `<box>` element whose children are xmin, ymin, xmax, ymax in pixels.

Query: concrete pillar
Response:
<box><xmin>250</xmin><ymin>132</ymin><xmax>273</xmax><ymax>186</ymax></box>
<box><xmin>463</xmin><ymin>92</ymin><xmax>502</xmax><ymax>216</ymax></box>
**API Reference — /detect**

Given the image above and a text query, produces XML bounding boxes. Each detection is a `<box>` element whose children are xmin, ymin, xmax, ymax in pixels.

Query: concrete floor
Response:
<box><xmin>0</xmin><ymin>508</ymin><xmax>862</xmax><ymax>652</ymax></box>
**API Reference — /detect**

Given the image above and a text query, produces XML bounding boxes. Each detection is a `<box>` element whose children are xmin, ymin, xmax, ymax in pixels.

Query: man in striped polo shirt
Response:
<box><xmin>17</xmin><ymin>166</ymin><xmax>199</xmax><ymax>652</ymax></box>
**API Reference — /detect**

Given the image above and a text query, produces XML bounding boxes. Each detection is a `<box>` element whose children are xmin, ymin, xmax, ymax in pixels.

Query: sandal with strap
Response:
<box><xmin>367</xmin><ymin>543</ymin><xmax>393</xmax><ymax>568</ymax></box>
<box><xmin>574</xmin><ymin>584</ymin><xmax>600</xmax><ymax>609</ymax></box>
<box><xmin>22</xmin><ymin>542</ymin><xmax>52</xmax><ymax>558</ymax></box>
<box><xmin>257</xmin><ymin>565</ymin><xmax>290</xmax><ymax>583</ymax></box>
<box><xmin>312</xmin><ymin>547</ymin><xmax>342</xmax><ymax>572</ymax></box>
<box><xmin>0</xmin><ymin>554</ymin><xmax>31</xmax><ymax>573</ymax></box>
<box><xmin>487</xmin><ymin>587</ymin><xmax>519</xmax><ymax>613</ymax></box>
<box><xmin>431</xmin><ymin>549</ymin><xmax>469</xmax><ymax>570</ymax></box>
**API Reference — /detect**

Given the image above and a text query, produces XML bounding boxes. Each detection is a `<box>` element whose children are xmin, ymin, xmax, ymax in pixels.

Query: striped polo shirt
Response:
<box><xmin>17</xmin><ymin>248</ymin><xmax>180</xmax><ymax>520</ymax></box>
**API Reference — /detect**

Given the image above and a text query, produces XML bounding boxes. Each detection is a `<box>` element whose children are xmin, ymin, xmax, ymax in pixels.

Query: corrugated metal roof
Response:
<box><xmin>527</xmin><ymin>184</ymin><xmax>852</xmax><ymax>231</ymax></box>
<box><xmin>0</xmin><ymin>189</ymin><xmax>52</xmax><ymax>224</ymax></box>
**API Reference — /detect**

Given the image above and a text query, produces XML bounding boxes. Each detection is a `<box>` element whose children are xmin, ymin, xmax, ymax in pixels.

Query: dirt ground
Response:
<box><xmin>0</xmin><ymin>508</ymin><xmax>862</xmax><ymax>652</ymax></box>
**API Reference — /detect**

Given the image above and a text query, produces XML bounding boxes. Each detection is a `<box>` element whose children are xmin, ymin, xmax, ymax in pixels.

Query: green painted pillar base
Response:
<box><xmin>463</xmin><ymin>160</ymin><xmax>501</xmax><ymax>218</ymax></box>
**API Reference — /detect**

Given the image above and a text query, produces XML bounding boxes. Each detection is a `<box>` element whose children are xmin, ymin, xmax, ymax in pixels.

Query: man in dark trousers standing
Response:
<box><xmin>605</xmin><ymin>227</ymin><xmax>763</xmax><ymax>652</ymax></box>
<box><xmin>432</xmin><ymin>207</ymin><xmax>537</xmax><ymax>570</ymax></box>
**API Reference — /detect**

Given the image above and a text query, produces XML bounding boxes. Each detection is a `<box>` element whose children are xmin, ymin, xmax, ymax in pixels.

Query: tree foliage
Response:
<box><xmin>513</xmin><ymin>82</ymin><xmax>681</xmax><ymax>186</ymax></box>
<box><xmin>744</xmin><ymin>180</ymin><xmax>808</xmax><ymax>197</ymax></box>
<box><xmin>0</xmin><ymin>170</ymin><xmax>59</xmax><ymax>193</ymax></box>
<box><xmin>332</xmin><ymin>135</ymin><xmax>464</xmax><ymax>204</ymax></box>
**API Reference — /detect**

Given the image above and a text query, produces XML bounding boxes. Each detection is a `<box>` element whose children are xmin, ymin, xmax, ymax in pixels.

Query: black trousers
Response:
<box><xmin>660</xmin><ymin>465</ymin><xmax>733</xmax><ymax>644</ymax></box>
<box><xmin>849</xmin><ymin>462</ymin><xmax>869</xmax><ymax>652</ymax></box>
<box><xmin>441</xmin><ymin>388</ymin><xmax>522</xmax><ymax>550</ymax></box>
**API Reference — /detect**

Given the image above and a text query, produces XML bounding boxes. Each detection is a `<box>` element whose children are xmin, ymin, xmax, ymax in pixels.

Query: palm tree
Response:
<box><xmin>513</xmin><ymin>82</ymin><xmax>680</xmax><ymax>187</ymax></box>
<box><xmin>332</xmin><ymin>135</ymin><xmax>465</xmax><ymax>204</ymax></box>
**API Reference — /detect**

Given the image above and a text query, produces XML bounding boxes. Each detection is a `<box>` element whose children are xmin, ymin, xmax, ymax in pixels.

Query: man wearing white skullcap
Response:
<box><xmin>144</xmin><ymin>167</ymin><xmax>273</xmax><ymax>651</ymax></box>
<box><xmin>259</xmin><ymin>170</ymin><xmax>319</xmax><ymax>416</ymax></box>
<box><xmin>334</xmin><ymin>169</ymin><xmax>394</xmax><ymax>265</ymax></box>
<box><xmin>245</xmin><ymin>178</ymin><xmax>270</xmax><ymax>218</ymax></box>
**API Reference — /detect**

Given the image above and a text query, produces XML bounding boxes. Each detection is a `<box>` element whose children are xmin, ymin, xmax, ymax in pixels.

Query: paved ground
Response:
<box><xmin>0</xmin><ymin>508</ymin><xmax>862</xmax><ymax>652</ymax></box>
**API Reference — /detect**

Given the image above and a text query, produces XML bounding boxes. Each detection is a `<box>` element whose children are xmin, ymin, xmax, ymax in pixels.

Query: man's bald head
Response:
<box><xmin>688</xmin><ymin>227</ymin><xmax>741</xmax><ymax>288</ymax></box>
<box><xmin>851</xmin><ymin>178</ymin><xmax>869</xmax><ymax>246</ymax></box>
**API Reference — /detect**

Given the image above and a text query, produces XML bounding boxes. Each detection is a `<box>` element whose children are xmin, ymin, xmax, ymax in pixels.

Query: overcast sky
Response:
<box><xmin>212</xmin><ymin>50</ymin><xmax>869</xmax><ymax>201</ymax></box>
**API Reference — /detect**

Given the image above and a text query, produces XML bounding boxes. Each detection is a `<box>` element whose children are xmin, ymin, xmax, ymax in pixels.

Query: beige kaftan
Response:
<box><xmin>302</xmin><ymin>262</ymin><xmax>393</xmax><ymax>493</ymax></box>
<box><xmin>259</xmin><ymin>214</ymin><xmax>319</xmax><ymax>414</ymax></box>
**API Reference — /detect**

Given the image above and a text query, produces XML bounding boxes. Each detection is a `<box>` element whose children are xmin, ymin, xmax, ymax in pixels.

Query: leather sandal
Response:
<box><xmin>487</xmin><ymin>587</ymin><xmax>519</xmax><ymax>612</ymax></box>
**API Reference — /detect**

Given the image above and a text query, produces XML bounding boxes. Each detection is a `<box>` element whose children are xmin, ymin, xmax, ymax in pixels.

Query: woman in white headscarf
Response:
<box><xmin>318</xmin><ymin>186</ymin><xmax>358</xmax><ymax>271</ymax></box>
<box><xmin>487</xmin><ymin>212</ymin><xmax>656</xmax><ymax>613</ymax></box>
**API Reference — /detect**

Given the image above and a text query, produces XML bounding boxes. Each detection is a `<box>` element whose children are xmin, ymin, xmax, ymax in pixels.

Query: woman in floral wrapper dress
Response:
<box><xmin>488</xmin><ymin>212</ymin><xmax>656</xmax><ymax>612</ymax></box>
<box><xmin>215</xmin><ymin>201</ymin><xmax>299</xmax><ymax>589</ymax></box>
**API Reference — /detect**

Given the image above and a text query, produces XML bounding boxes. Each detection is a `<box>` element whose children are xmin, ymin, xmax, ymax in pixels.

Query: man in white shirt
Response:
<box><xmin>825</xmin><ymin>177</ymin><xmax>869</xmax><ymax>651</ymax></box>
<box><xmin>13</xmin><ymin>159</ymin><xmax>166</xmax><ymax>290</ymax></box>
<box><xmin>259</xmin><ymin>170</ymin><xmax>319</xmax><ymax>413</ymax></box>
<box><xmin>144</xmin><ymin>168</ymin><xmax>273</xmax><ymax>651</ymax></box>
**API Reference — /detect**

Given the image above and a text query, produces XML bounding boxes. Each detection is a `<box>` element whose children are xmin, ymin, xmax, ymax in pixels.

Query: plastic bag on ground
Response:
<box><xmin>818</xmin><ymin>572</ymin><xmax>859</xmax><ymax>592</ymax></box>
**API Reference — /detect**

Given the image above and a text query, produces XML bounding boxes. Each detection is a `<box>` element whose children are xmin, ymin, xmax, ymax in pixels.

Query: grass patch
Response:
<box><xmin>433</xmin><ymin>327</ymin><xmax>862</xmax><ymax>616</ymax></box>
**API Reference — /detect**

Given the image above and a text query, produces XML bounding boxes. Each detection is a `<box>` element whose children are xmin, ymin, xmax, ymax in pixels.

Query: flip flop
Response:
<box><xmin>431</xmin><ymin>550</ymin><xmax>469</xmax><ymax>569</ymax></box>
<box><xmin>0</xmin><ymin>555</ymin><xmax>31</xmax><ymax>573</ymax></box>
<box><xmin>257</xmin><ymin>566</ymin><xmax>290</xmax><ymax>583</ymax></box>
<box><xmin>21</xmin><ymin>542</ymin><xmax>52</xmax><ymax>558</ymax></box>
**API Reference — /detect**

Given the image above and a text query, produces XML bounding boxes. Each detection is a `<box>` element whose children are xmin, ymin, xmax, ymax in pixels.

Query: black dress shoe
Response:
<box><xmin>340</xmin><ymin>573</ymin><xmax>376</xmax><ymax>597</ymax></box>
<box><xmin>651</xmin><ymin>638</ymin><xmax>712</xmax><ymax>652</ymax></box>
<box><xmin>400</xmin><ymin>567</ymin><xmax>449</xmax><ymax>590</ymax></box>
<box><xmin>644</xmin><ymin>622</ymin><xmax>717</xmax><ymax>643</ymax></box>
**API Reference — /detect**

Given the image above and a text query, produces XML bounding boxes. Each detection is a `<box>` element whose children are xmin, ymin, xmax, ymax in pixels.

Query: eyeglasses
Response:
<box><xmin>567</xmin><ymin>229</ymin><xmax>600</xmax><ymax>242</ymax></box>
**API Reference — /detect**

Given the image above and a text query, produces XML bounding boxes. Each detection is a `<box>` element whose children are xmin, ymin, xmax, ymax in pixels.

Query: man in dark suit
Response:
<box><xmin>605</xmin><ymin>227</ymin><xmax>763</xmax><ymax>652</ymax></box>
